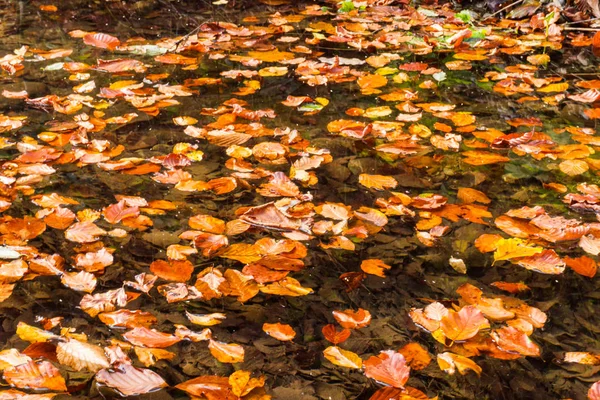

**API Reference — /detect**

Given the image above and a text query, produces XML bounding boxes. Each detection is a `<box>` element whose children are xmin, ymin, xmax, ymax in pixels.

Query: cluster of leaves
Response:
<box><xmin>1</xmin><ymin>0</ymin><xmax>600</xmax><ymax>397</ymax></box>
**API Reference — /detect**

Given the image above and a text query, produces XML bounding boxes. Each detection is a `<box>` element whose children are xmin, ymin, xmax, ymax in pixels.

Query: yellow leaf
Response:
<box><xmin>218</xmin><ymin>243</ymin><xmax>262</xmax><ymax>264</ymax></box>
<box><xmin>323</xmin><ymin>346</ymin><xmax>363</xmax><ymax>369</ymax></box>
<box><xmin>437</xmin><ymin>352</ymin><xmax>482</xmax><ymax>375</ymax></box>
<box><xmin>358</xmin><ymin>174</ymin><xmax>398</xmax><ymax>190</ymax></box>
<box><xmin>559</xmin><ymin>159</ymin><xmax>589</xmax><ymax>176</ymax></box>
<box><xmin>537</xmin><ymin>82</ymin><xmax>569</xmax><ymax>93</ymax></box>
<box><xmin>527</xmin><ymin>54</ymin><xmax>550</xmax><ymax>66</ymax></box>
<box><xmin>229</xmin><ymin>370</ymin><xmax>265</xmax><ymax>397</ymax></box>
<box><xmin>16</xmin><ymin>322</ymin><xmax>59</xmax><ymax>343</ymax></box>
<box><xmin>493</xmin><ymin>238</ymin><xmax>543</xmax><ymax>262</ymax></box>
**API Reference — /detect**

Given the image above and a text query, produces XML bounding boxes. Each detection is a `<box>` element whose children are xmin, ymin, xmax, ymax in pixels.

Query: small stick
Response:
<box><xmin>563</xmin><ymin>16</ymin><xmax>600</xmax><ymax>25</ymax></box>
<box><xmin>487</xmin><ymin>0</ymin><xmax>526</xmax><ymax>19</ymax></box>
<box><xmin>563</xmin><ymin>27</ymin><xmax>600</xmax><ymax>31</ymax></box>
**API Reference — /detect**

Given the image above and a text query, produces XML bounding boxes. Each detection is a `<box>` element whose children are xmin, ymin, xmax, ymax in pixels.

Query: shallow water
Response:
<box><xmin>1</xmin><ymin>0</ymin><xmax>600</xmax><ymax>399</ymax></box>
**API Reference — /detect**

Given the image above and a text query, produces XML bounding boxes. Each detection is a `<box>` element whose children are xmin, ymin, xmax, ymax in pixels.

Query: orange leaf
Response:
<box><xmin>176</xmin><ymin>375</ymin><xmax>237</xmax><ymax>400</ymax></box>
<box><xmin>322</xmin><ymin>324</ymin><xmax>351</xmax><ymax>345</ymax></box>
<box><xmin>220</xmin><ymin>269</ymin><xmax>259</xmax><ymax>302</ymax></box>
<box><xmin>398</xmin><ymin>342</ymin><xmax>431</xmax><ymax>371</ymax></box>
<box><xmin>123</xmin><ymin>327</ymin><xmax>181</xmax><ymax>348</ymax></box>
<box><xmin>474</xmin><ymin>234</ymin><xmax>503</xmax><ymax>253</ymax></box>
<box><xmin>565</xmin><ymin>256</ymin><xmax>597</xmax><ymax>278</ymax></box>
<box><xmin>3</xmin><ymin>360</ymin><xmax>66</xmax><ymax>391</ymax></box>
<box><xmin>218</xmin><ymin>243</ymin><xmax>262</xmax><ymax>264</ymax></box>
<box><xmin>364</xmin><ymin>350</ymin><xmax>410</xmax><ymax>389</ymax></box>
<box><xmin>462</xmin><ymin>150</ymin><xmax>510</xmax><ymax>166</ymax></box>
<box><xmin>150</xmin><ymin>259</ymin><xmax>194</xmax><ymax>282</ymax></box>
<box><xmin>98</xmin><ymin>309</ymin><xmax>157</xmax><ymax>328</ymax></box>
<box><xmin>358</xmin><ymin>174</ymin><xmax>398</xmax><ymax>191</ymax></box>
<box><xmin>103</xmin><ymin>201</ymin><xmax>140</xmax><ymax>224</ymax></box>
<box><xmin>189</xmin><ymin>214</ymin><xmax>226</xmax><ymax>234</ymax></box>
<box><xmin>360</xmin><ymin>259</ymin><xmax>391</xmax><ymax>277</ymax></box>
<box><xmin>65</xmin><ymin>221</ymin><xmax>107</xmax><ymax>243</ymax></box>
<box><xmin>262</xmin><ymin>322</ymin><xmax>296</xmax><ymax>341</ymax></box>
<box><xmin>437</xmin><ymin>352</ymin><xmax>481</xmax><ymax>376</ymax></box>
<box><xmin>491</xmin><ymin>326</ymin><xmax>540</xmax><ymax>357</ymax></box>
<box><xmin>357</xmin><ymin>74</ymin><xmax>387</xmax><ymax>91</ymax></box>
<box><xmin>83</xmin><ymin>32</ymin><xmax>120</xmax><ymax>50</ymax></box>
<box><xmin>490</xmin><ymin>281</ymin><xmax>530</xmax><ymax>294</ymax></box>
<box><xmin>208</xmin><ymin>339</ymin><xmax>245</xmax><ymax>363</ymax></box>
<box><xmin>457</xmin><ymin>188</ymin><xmax>491</xmax><ymax>204</ymax></box>
<box><xmin>332</xmin><ymin>308</ymin><xmax>372</xmax><ymax>329</ymax></box>
<box><xmin>440</xmin><ymin>305</ymin><xmax>490</xmax><ymax>341</ymax></box>
<box><xmin>229</xmin><ymin>370</ymin><xmax>265</xmax><ymax>397</ymax></box>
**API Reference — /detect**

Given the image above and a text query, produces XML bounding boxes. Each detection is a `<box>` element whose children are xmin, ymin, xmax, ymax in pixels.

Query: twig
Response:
<box><xmin>563</xmin><ymin>27</ymin><xmax>600</xmax><ymax>31</ymax></box>
<box><xmin>487</xmin><ymin>0</ymin><xmax>525</xmax><ymax>19</ymax></box>
<box><xmin>563</xmin><ymin>16</ymin><xmax>600</xmax><ymax>25</ymax></box>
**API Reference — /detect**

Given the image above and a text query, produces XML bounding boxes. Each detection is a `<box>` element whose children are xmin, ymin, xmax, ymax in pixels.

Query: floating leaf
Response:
<box><xmin>332</xmin><ymin>308</ymin><xmax>372</xmax><ymax>329</ymax></box>
<box><xmin>358</xmin><ymin>174</ymin><xmax>398</xmax><ymax>190</ymax></box>
<box><xmin>3</xmin><ymin>360</ymin><xmax>66</xmax><ymax>391</ymax></box>
<box><xmin>229</xmin><ymin>370</ymin><xmax>265</xmax><ymax>397</ymax></box>
<box><xmin>437</xmin><ymin>352</ymin><xmax>482</xmax><ymax>376</ymax></box>
<box><xmin>96</xmin><ymin>363</ymin><xmax>168</xmax><ymax>397</ymax></box>
<box><xmin>364</xmin><ymin>350</ymin><xmax>410</xmax><ymax>389</ymax></box>
<box><xmin>176</xmin><ymin>376</ymin><xmax>237</xmax><ymax>400</ymax></box>
<box><xmin>322</xmin><ymin>324</ymin><xmax>351</xmax><ymax>345</ymax></box>
<box><xmin>208</xmin><ymin>340</ymin><xmax>245</xmax><ymax>363</ymax></box>
<box><xmin>323</xmin><ymin>346</ymin><xmax>362</xmax><ymax>369</ymax></box>
<box><xmin>440</xmin><ymin>305</ymin><xmax>490</xmax><ymax>342</ymax></box>
<box><xmin>262</xmin><ymin>322</ymin><xmax>296</xmax><ymax>341</ymax></box>
<box><xmin>360</xmin><ymin>259</ymin><xmax>391</xmax><ymax>277</ymax></box>
<box><xmin>56</xmin><ymin>338</ymin><xmax>109</xmax><ymax>372</ymax></box>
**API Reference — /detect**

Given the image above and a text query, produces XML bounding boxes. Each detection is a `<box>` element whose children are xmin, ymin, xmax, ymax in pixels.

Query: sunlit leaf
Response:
<box><xmin>440</xmin><ymin>305</ymin><xmax>490</xmax><ymax>342</ymax></box>
<box><xmin>208</xmin><ymin>339</ymin><xmax>245</xmax><ymax>363</ymax></box>
<box><xmin>123</xmin><ymin>327</ymin><xmax>181</xmax><ymax>348</ymax></box>
<box><xmin>96</xmin><ymin>363</ymin><xmax>168</xmax><ymax>397</ymax></box>
<box><xmin>56</xmin><ymin>338</ymin><xmax>109</xmax><ymax>372</ymax></box>
<box><xmin>364</xmin><ymin>350</ymin><xmax>410</xmax><ymax>389</ymax></box>
<box><xmin>262</xmin><ymin>322</ymin><xmax>296</xmax><ymax>341</ymax></box>
<box><xmin>322</xmin><ymin>324</ymin><xmax>351</xmax><ymax>345</ymax></box>
<box><xmin>323</xmin><ymin>346</ymin><xmax>362</xmax><ymax>369</ymax></box>
<box><xmin>229</xmin><ymin>370</ymin><xmax>265</xmax><ymax>397</ymax></box>
<box><xmin>332</xmin><ymin>308</ymin><xmax>372</xmax><ymax>329</ymax></box>
<box><xmin>437</xmin><ymin>352</ymin><xmax>481</xmax><ymax>376</ymax></box>
<box><xmin>3</xmin><ymin>360</ymin><xmax>66</xmax><ymax>391</ymax></box>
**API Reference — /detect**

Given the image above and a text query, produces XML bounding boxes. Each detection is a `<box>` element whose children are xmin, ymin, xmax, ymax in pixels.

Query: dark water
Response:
<box><xmin>1</xmin><ymin>0</ymin><xmax>600</xmax><ymax>399</ymax></box>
